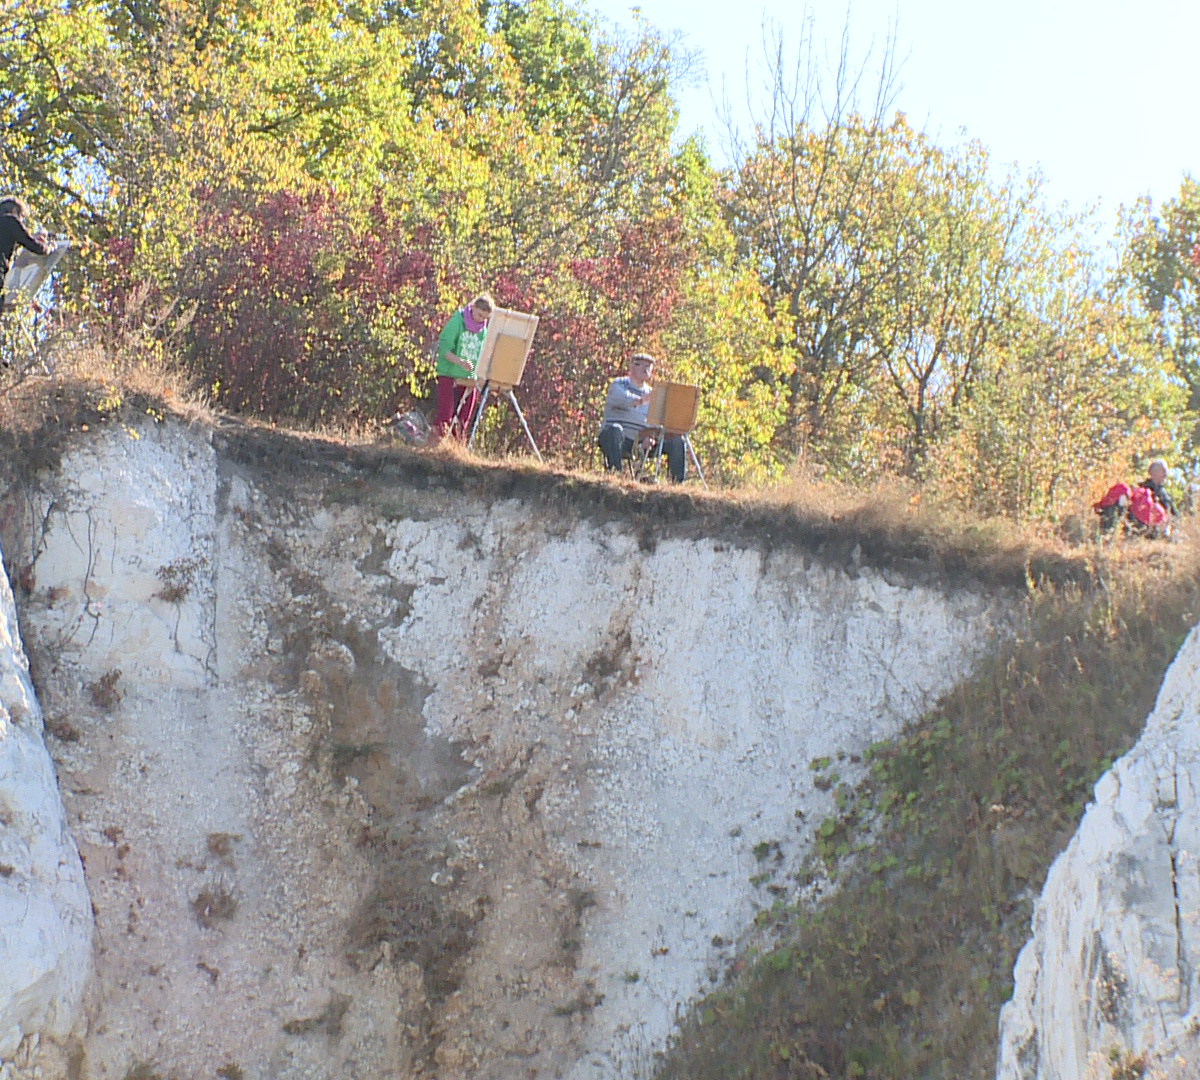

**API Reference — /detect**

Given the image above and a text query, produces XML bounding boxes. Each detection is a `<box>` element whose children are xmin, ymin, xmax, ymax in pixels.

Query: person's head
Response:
<box><xmin>628</xmin><ymin>352</ymin><xmax>655</xmax><ymax>383</ymax></box>
<box><xmin>1148</xmin><ymin>458</ymin><xmax>1169</xmax><ymax>484</ymax></box>
<box><xmin>469</xmin><ymin>293</ymin><xmax>495</xmax><ymax>323</ymax></box>
<box><xmin>0</xmin><ymin>196</ymin><xmax>29</xmax><ymax>221</ymax></box>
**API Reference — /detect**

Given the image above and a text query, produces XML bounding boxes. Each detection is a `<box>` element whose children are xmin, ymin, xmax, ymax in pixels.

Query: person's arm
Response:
<box><xmin>9</xmin><ymin>217</ymin><xmax>51</xmax><ymax>257</ymax></box>
<box><xmin>605</xmin><ymin>378</ymin><xmax>650</xmax><ymax>411</ymax></box>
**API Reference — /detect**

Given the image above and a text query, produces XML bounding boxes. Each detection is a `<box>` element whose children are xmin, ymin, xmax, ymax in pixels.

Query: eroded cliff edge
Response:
<box><xmin>0</xmin><ymin>413</ymin><xmax>1006</xmax><ymax>1079</ymax></box>
<box><xmin>0</xmin><ymin>527</ymin><xmax>91</xmax><ymax>1064</ymax></box>
<box><xmin>997</xmin><ymin>625</ymin><xmax>1200</xmax><ymax>1080</ymax></box>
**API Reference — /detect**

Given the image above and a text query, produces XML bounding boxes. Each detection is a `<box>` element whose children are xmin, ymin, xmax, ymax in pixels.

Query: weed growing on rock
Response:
<box><xmin>1108</xmin><ymin>1047</ymin><xmax>1148</xmax><ymax>1079</ymax></box>
<box><xmin>568</xmin><ymin>887</ymin><xmax>598</xmax><ymax>917</ymax></box>
<box><xmin>206</xmin><ymin>832</ymin><xmax>241</xmax><ymax>860</ymax></box>
<box><xmin>552</xmin><ymin>982</ymin><xmax>605</xmax><ymax>1017</ymax></box>
<box><xmin>154</xmin><ymin>555</ymin><xmax>206</xmax><ymax>603</ymax></box>
<box><xmin>656</xmin><ymin>538</ymin><xmax>1200</xmax><ymax>1080</ymax></box>
<box><xmin>191</xmin><ymin>884</ymin><xmax>237</xmax><ymax>929</ymax></box>
<box><xmin>44</xmin><ymin>716</ymin><xmax>81</xmax><ymax>742</ymax></box>
<box><xmin>88</xmin><ymin>669</ymin><xmax>122</xmax><ymax>710</ymax></box>
<box><xmin>216</xmin><ymin>1065</ymin><xmax>244</xmax><ymax>1080</ymax></box>
<box><xmin>282</xmin><ymin>994</ymin><xmax>351</xmax><ymax>1037</ymax></box>
<box><xmin>122</xmin><ymin>1064</ymin><xmax>162</xmax><ymax>1080</ymax></box>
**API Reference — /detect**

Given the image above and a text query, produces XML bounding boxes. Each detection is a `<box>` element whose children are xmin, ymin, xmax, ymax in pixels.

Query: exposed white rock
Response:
<box><xmin>1</xmin><ymin>417</ymin><xmax>1005</xmax><ymax>1079</ymax></box>
<box><xmin>0</xmin><ymin>542</ymin><xmax>92</xmax><ymax>1061</ymax></box>
<box><xmin>997</xmin><ymin>625</ymin><xmax>1200</xmax><ymax>1080</ymax></box>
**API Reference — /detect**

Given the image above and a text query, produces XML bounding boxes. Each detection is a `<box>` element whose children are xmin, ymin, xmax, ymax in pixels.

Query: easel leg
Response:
<box><xmin>453</xmin><ymin>384</ymin><xmax>476</xmax><ymax>439</ymax></box>
<box><xmin>652</xmin><ymin>431</ymin><xmax>665</xmax><ymax>483</ymax></box>
<box><xmin>24</xmin><ymin>308</ymin><xmax>48</xmax><ymax>375</ymax></box>
<box><xmin>506</xmin><ymin>390</ymin><xmax>543</xmax><ymax>463</ymax></box>
<box><xmin>467</xmin><ymin>383</ymin><xmax>491</xmax><ymax>449</ymax></box>
<box><xmin>632</xmin><ymin>437</ymin><xmax>649</xmax><ymax>478</ymax></box>
<box><xmin>8</xmin><ymin>313</ymin><xmax>41</xmax><ymax>375</ymax></box>
<box><xmin>683</xmin><ymin>435</ymin><xmax>708</xmax><ymax>490</ymax></box>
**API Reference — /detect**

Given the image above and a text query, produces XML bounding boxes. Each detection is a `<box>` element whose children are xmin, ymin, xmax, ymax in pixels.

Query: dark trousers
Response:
<box><xmin>598</xmin><ymin>423</ymin><xmax>686</xmax><ymax>482</ymax></box>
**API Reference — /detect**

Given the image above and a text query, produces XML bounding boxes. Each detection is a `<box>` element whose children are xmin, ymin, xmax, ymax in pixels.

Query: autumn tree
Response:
<box><xmin>1120</xmin><ymin>176</ymin><xmax>1200</xmax><ymax>455</ymax></box>
<box><xmin>722</xmin><ymin>18</ymin><xmax>903</xmax><ymax>460</ymax></box>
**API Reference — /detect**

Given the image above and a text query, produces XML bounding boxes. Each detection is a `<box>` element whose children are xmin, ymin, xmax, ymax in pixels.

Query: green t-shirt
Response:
<box><xmin>436</xmin><ymin>309</ymin><xmax>487</xmax><ymax>379</ymax></box>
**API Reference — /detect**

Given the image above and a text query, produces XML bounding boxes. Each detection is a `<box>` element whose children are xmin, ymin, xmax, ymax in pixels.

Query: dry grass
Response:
<box><xmin>0</xmin><ymin>364</ymin><xmax>1105</xmax><ymax>609</ymax></box>
<box><xmin>87</xmin><ymin>669</ymin><xmax>123</xmax><ymax>711</ymax></box>
<box><xmin>0</xmin><ymin>336</ymin><xmax>212</xmax><ymax>490</ymax></box>
<box><xmin>654</xmin><ymin>532</ymin><xmax>1200</xmax><ymax>1080</ymax></box>
<box><xmin>0</xmin><ymin>330</ymin><xmax>1099</xmax><ymax>597</ymax></box>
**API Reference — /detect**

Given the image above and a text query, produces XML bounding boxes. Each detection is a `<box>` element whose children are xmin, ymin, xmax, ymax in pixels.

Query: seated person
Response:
<box><xmin>597</xmin><ymin>353</ymin><xmax>685</xmax><ymax>482</ymax></box>
<box><xmin>1094</xmin><ymin>457</ymin><xmax>1176</xmax><ymax>537</ymax></box>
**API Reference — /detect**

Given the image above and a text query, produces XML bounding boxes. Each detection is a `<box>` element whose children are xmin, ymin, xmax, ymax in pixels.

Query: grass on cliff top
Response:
<box><xmin>0</xmin><ymin>364</ymin><xmax>1091</xmax><ymax>596</ymax></box>
<box><xmin>651</xmin><ymin>532</ymin><xmax>1200</xmax><ymax>1080</ymax></box>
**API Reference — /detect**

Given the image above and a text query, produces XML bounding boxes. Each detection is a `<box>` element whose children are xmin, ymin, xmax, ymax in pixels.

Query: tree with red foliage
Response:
<box><xmin>177</xmin><ymin>190</ymin><xmax>446</xmax><ymax>425</ymax></box>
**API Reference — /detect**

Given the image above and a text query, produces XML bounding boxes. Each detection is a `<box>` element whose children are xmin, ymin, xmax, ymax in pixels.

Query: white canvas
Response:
<box><xmin>4</xmin><ymin>239</ymin><xmax>69</xmax><ymax>306</ymax></box>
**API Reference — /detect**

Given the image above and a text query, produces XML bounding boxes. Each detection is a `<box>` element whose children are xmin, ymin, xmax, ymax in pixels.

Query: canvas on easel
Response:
<box><xmin>475</xmin><ymin>308</ymin><xmax>538</xmax><ymax>387</ymax></box>
<box><xmin>467</xmin><ymin>307</ymin><xmax>543</xmax><ymax>460</ymax></box>
<box><xmin>4</xmin><ymin>239</ymin><xmax>69</xmax><ymax>309</ymax></box>
<box><xmin>2</xmin><ymin>239</ymin><xmax>68</xmax><ymax>375</ymax></box>
<box><xmin>645</xmin><ymin>382</ymin><xmax>700</xmax><ymax>434</ymax></box>
<box><xmin>641</xmin><ymin>380</ymin><xmax>708</xmax><ymax>488</ymax></box>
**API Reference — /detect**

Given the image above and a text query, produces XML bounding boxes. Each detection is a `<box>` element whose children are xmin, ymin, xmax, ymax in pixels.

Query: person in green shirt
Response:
<box><xmin>435</xmin><ymin>293</ymin><xmax>494</xmax><ymax>439</ymax></box>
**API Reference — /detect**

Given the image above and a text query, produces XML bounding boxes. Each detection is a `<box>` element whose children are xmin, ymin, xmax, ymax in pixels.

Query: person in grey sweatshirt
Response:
<box><xmin>597</xmin><ymin>353</ymin><xmax>685</xmax><ymax>482</ymax></box>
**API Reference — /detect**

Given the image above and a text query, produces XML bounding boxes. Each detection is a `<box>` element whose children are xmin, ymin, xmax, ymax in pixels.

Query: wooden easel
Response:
<box><xmin>643</xmin><ymin>381</ymin><xmax>708</xmax><ymax>488</ymax></box>
<box><xmin>466</xmin><ymin>308</ymin><xmax>542</xmax><ymax>461</ymax></box>
<box><xmin>449</xmin><ymin>378</ymin><xmax>479</xmax><ymax>438</ymax></box>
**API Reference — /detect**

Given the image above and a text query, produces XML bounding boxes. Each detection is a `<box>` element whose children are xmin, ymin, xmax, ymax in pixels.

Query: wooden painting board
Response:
<box><xmin>476</xmin><ymin>308</ymin><xmax>538</xmax><ymax>386</ymax></box>
<box><xmin>4</xmin><ymin>239</ymin><xmax>69</xmax><ymax>307</ymax></box>
<box><xmin>645</xmin><ymin>382</ymin><xmax>700</xmax><ymax>434</ymax></box>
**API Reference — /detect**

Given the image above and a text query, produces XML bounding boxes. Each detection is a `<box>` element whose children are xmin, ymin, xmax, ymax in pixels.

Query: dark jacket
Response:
<box><xmin>0</xmin><ymin>212</ymin><xmax>51</xmax><ymax>292</ymax></box>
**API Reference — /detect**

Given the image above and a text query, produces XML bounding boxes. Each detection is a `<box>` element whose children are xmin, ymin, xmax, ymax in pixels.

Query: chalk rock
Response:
<box><xmin>0</xmin><ymin>547</ymin><xmax>92</xmax><ymax>1060</ymax></box>
<box><xmin>997</xmin><ymin>625</ymin><xmax>1200</xmax><ymax>1080</ymax></box>
<box><xmin>1</xmin><ymin>417</ymin><xmax>1006</xmax><ymax>1080</ymax></box>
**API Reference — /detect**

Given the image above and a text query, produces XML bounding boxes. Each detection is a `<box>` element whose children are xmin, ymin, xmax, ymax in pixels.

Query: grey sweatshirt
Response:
<box><xmin>601</xmin><ymin>376</ymin><xmax>651</xmax><ymax>430</ymax></box>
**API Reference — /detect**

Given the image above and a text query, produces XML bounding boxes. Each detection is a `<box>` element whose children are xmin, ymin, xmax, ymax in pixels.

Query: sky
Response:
<box><xmin>584</xmin><ymin>0</ymin><xmax>1198</xmax><ymax>228</ymax></box>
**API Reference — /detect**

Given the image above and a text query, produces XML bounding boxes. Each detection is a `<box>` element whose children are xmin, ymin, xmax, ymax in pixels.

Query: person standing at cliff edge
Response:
<box><xmin>0</xmin><ymin>196</ymin><xmax>51</xmax><ymax>313</ymax></box>
<box><xmin>434</xmin><ymin>293</ymin><xmax>494</xmax><ymax>440</ymax></box>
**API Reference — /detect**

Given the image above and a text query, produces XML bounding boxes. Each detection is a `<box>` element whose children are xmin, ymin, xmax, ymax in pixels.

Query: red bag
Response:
<box><xmin>1128</xmin><ymin>486</ymin><xmax>1168</xmax><ymax>528</ymax></box>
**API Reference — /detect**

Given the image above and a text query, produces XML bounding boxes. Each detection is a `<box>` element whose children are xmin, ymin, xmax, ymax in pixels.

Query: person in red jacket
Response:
<box><xmin>1094</xmin><ymin>458</ymin><xmax>1176</xmax><ymax>538</ymax></box>
<box><xmin>0</xmin><ymin>196</ymin><xmax>51</xmax><ymax>312</ymax></box>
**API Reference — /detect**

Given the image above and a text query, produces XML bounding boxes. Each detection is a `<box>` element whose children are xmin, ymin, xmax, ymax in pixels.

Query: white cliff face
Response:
<box><xmin>0</xmin><ymin>416</ymin><xmax>1003</xmax><ymax>1079</ymax></box>
<box><xmin>997</xmin><ymin>626</ymin><xmax>1200</xmax><ymax>1080</ymax></box>
<box><xmin>0</xmin><ymin>537</ymin><xmax>92</xmax><ymax>1060</ymax></box>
